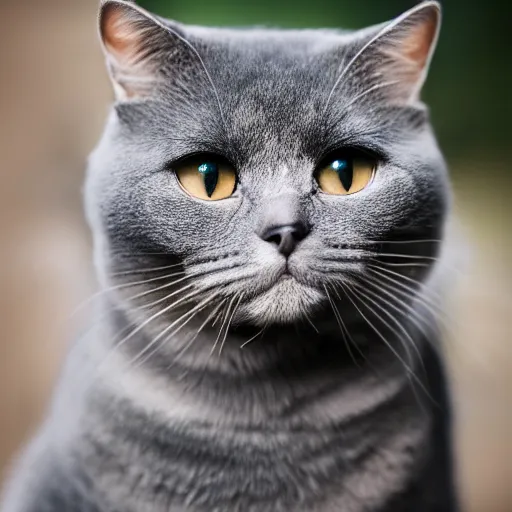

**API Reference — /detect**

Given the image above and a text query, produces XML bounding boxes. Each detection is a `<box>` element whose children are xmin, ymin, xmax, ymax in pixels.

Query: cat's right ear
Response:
<box><xmin>99</xmin><ymin>0</ymin><xmax>174</xmax><ymax>100</ymax></box>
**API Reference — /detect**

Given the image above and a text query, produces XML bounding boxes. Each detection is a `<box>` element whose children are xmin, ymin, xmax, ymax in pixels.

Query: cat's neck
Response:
<box><xmin>85</xmin><ymin>303</ymin><xmax>422</xmax><ymax>431</ymax></box>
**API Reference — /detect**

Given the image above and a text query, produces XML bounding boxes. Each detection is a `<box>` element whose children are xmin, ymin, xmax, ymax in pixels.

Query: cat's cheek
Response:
<box><xmin>127</xmin><ymin>174</ymin><xmax>242</xmax><ymax>254</ymax></box>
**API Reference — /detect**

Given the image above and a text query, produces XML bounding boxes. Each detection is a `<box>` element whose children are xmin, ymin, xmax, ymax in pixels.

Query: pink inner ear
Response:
<box><xmin>378</xmin><ymin>6</ymin><xmax>440</xmax><ymax>103</ymax></box>
<box><xmin>101</xmin><ymin>4</ymin><xmax>141</xmax><ymax>64</ymax></box>
<box><xmin>401</xmin><ymin>10</ymin><xmax>439</xmax><ymax>70</ymax></box>
<box><xmin>100</xmin><ymin>3</ymin><xmax>164</xmax><ymax>99</ymax></box>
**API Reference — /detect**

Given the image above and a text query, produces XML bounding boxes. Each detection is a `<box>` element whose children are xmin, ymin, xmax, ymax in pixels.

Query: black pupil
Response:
<box><xmin>198</xmin><ymin>162</ymin><xmax>219</xmax><ymax>197</ymax></box>
<box><xmin>331</xmin><ymin>159</ymin><xmax>353</xmax><ymax>191</ymax></box>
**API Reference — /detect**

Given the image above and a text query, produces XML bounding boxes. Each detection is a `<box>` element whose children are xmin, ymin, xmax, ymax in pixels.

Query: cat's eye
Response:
<box><xmin>174</xmin><ymin>155</ymin><xmax>237</xmax><ymax>201</ymax></box>
<box><xmin>316</xmin><ymin>151</ymin><xmax>376</xmax><ymax>195</ymax></box>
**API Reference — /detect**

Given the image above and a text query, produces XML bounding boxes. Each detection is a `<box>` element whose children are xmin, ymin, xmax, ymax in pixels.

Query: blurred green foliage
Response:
<box><xmin>139</xmin><ymin>0</ymin><xmax>510</xmax><ymax>163</ymax></box>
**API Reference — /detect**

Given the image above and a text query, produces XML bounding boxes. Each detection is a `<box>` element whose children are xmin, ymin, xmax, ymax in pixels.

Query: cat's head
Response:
<box><xmin>87</xmin><ymin>0</ymin><xmax>449</xmax><ymax>329</ymax></box>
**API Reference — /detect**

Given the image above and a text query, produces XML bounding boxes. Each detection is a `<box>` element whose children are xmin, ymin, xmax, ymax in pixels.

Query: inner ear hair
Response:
<box><xmin>324</xmin><ymin>2</ymin><xmax>441</xmax><ymax>112</ymax></box>
<box><xmin>380</xmin><ymin>1</ymin><xmax>441</xmax><ymax>102</ymax></box>
<box><xmin>99</xmin><ymin>0</ymin><xmax>172</xmax><ymax>100</ymax></box>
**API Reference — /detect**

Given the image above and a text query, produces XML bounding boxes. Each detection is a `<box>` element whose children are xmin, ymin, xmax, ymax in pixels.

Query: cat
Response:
<box><xmin>0</xmin><ymin>1</ymin><xmax>459</xmax><ymax>511</ymax></box>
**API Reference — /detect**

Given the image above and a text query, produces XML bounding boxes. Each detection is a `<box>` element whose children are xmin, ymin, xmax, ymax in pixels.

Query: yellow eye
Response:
<box><xmin>317</xmin><ymin>152</ymin><xmax>376</xmax><ymax>195</ymax></box>
<box><xmin>175</xmin><ymin>156</ymin><xmax>236</xmax><ymax>201</ymax></box>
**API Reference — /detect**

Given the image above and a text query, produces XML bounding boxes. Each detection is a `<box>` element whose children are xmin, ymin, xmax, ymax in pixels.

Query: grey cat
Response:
<box><xmin>1</xmin><ymin>1</ymin><xmax>459</xmax><ymax>511</ymax></box>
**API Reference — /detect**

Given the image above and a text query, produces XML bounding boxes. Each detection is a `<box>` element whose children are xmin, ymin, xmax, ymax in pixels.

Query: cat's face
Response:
<box><xmin>87</xmin><ymin>1</ymin><xmax>449</xmax><ymax>328</ymax></box>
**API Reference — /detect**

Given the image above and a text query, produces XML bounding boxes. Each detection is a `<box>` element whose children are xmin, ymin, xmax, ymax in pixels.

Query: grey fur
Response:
<box><xmin>1</xmin><ymin>1</ymin><xmax>459</xmax><ymax>511</ymax></box>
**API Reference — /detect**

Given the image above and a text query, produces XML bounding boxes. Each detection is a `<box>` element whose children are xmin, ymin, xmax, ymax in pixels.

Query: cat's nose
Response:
<box><xmin>261</xmin><ymin>223</ymin><xmax>309</xmax><ymax>257</ymax></box>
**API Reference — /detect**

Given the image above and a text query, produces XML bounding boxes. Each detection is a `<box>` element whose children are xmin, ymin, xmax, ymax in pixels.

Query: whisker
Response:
<box><xmin>126</xmin><ymin>273</ymin><xmax>198</xmax><ymax>303</ymax></box>
<box><xmin>368</xmin><ymin>267</ymin><xmax>500</xmax><ymax>374</ymax></box>
<box><xmin>324</xmin><ymin>284</ymin><xmax>361</xmax><ymax>366</ymax></box>
<box><xmin>218</xmin><ymin>294</ymin><xmax>244</xmax><ymax>357</ymax></box>
<box><xmin>376</xmin><ymin>261</ymin><xmax>431</xmax><ymax>268</ymax></box>
<box><xmin>69</xmin><ymin>271</ymin><xmax>188</xmax><ymax>318</ymax></box>
<box><xmin>139</xmin><ymin>265</ymin><xmax>247</xmax><ymax>310</ymax></box>
<box><xmin>101</xmin><ymin>286</ymin><xmax>203</xmax><ymax>363</ymax></box>
<box><xmin>136</xmin><ymin>280</ymin><xmax>197</xmax><ymax>310</ymax></box>
<box><xmin>369</xmin><ymin>253</ymin><xmax>461</xmax><ymax>273</ymax></box>
<box><xmin>372</xmin><ymin>253</ymin><xmax>440</xmax><ymax>261</ymax></box>
<box><xmin>322</xmin><ymin>17</ymin><xmax>405</xmax><ymax>113</ymax></box>
<box><xmin>359</xmin><ymin>274</ymin><xmax>434</xmax><ymax>341</ymax></box>
<box><xmin>321</xmin><ymin>1</ymin><xmax>435</xmax><ymax>116</ymax></box>
<box><xmin>348</xmin><ymin>282</ymin><xmax>434</xmax><ymax>410</ymax></box>
<box><xmin>364</xmin><ymin>267</ymin><xmax>460</xmax><ymax>342</ymax></box>
<box><xmin>367</xmin><ymin>265</ymin><xmax>442</xmax><ymax>304</ymax></box>
<box><xmin>240</xmin><ymin>326</ymin><xmax>266</xmax><ymax>349</ymax></box>
<box><xmin>344</xmin><ymin>80</ymin><xmax>401</xmax><ymax>110</ymax></box>
<box><xmin>332</xmin><ymin>284</ymin><xmax>372</xmax><ymax>363</ymax></box>
<box><xmin>342</xmin><ymin>283</ymin><xmax>433</xmax><ymax>400</ymax></box>
<box><xmin>78</xmin><ymin>289</ymin><xmax>205</xmax><ymax>390</ymax></box>
<box><xmin>350</xmin><ymin>280</ymin><xmax>425</xmax><ymax>371</ymax></box>
<box><xmin>209</xmin><ymin>295</ymin><xmax>237</xmax><ymax>357</ymax></box>
<box><xmin>168</xmin><ymin>299</ymin><xmax>228</xmax><ymax>367</ymax></box>
<box><xmin>326</xmin><ymin>239</ymin><xmax>443</xmax><ymax>249</ymax></box>
<box><xmin>367</xmin><ymin>267</ymin><xmax>446</xmax><ymax>319</ymax></box>
<box><xmin>108</xmin><ymin>251</ymin><xmax>176</xmax><ymax>257</ymax></box>
<box><xmin>303</xmin><ymin>311</ymin><xmax>320</xmax><ymax>334</ymax></box>
<box><xmin>109</xmin><ymin>262</ymin><xmax>183</xmax><ymax>277</ymax></box>
<box><xmin>363</xmin><ymin>239</ymin><xmax>443</xmax><ymax>245</ymax></box>
<box><xmin>129</xmin><ymin>291</ymin><xmax>222</xmax><ymax>368</ymax></box>
<box><xmin>167</xmin><ymin>29</ymin><xmax>228</xmax><ymax>133</ymax></box>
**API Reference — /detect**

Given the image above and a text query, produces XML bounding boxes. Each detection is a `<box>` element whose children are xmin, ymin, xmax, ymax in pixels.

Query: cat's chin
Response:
<box><xmin>235</xmin><ymin>275</ymin><xmax>324</xmax><ymax>326</ymax></box>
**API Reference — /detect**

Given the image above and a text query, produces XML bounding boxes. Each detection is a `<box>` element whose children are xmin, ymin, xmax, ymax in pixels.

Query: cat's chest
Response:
<box><xmin>82</xmin><ymin>407</ymin><xmax>427</xmax><ymax>512</ymax></box>
<box><xmin>73</xmin><ymin>347</ymin><xmax>430</xmax><ymax>512</ymax></box>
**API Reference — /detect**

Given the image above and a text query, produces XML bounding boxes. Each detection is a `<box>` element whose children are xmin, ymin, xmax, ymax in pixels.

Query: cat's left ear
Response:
<box><xmin>348</xmin><ymin>1</ymin><xmax>441</xmax><ymax>105</ymax></box>
<box><xmin>98</xmin><ymin>0</ymin><xmax>187</xmax><ymax>100</ymax></box>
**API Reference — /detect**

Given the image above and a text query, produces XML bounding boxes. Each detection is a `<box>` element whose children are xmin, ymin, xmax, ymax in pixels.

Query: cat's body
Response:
<box><xmin>2</xmin><ymin>317</ymin><xmax>457</xmax><ymax>512</ymax></box>
<box><xmin>1</xmin><ymin>1</ymin><xmax>459</xmax><ymax>511</ymax></box>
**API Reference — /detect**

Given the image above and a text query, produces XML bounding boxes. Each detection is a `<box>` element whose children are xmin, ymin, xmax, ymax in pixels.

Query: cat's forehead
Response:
<box><xmin>173</xmin><ymin>27</ymin><xmax>356</xmax><ymax>144</ymax></box>
<box><xmin>181</xmin><ymin>25</ymin><xmax>353</xmax><ymax>56</ymax></box>
<box><xmin>184</xmin><ymin>26</ymin><xmax>355</xmax><ymax>101</ymax></box>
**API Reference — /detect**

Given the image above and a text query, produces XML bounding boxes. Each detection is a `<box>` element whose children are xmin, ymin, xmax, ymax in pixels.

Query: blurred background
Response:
<box><xmin>0</xmin><ymin>0</ymin><xmax>509</xmax><ymax>510</ymax></box>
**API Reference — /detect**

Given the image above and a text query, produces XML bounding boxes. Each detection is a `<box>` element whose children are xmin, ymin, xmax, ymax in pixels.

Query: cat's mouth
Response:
<box><xmin>276</xmin><ymin>261</ymin><xmax>303</xmax><ymax>284</ymax></box>
<box><xmin>236</xmin><ymin>269</ymin><xmax>324</xmax><ymax>325</ymax></box>
<box><xmin>249</xmin><ymin>262</ymin><xmax>317</xmax><ymax>300</ymax></box>
<box><xmin>281</xmin><ymin>266</ymin><xmax>293</xmax><ymax>278</ymax></box>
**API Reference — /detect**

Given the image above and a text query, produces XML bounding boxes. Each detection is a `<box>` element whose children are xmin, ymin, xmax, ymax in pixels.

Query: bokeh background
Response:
<box><xmin>0</xmin><ymin>0</ymin><xmax>509</xmax><ymax>510</ymax></box>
